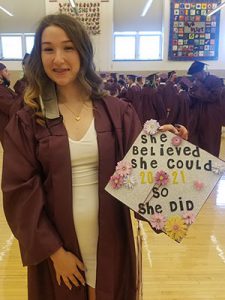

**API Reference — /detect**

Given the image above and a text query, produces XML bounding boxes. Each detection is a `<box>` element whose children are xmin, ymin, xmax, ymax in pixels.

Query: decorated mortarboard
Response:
<box><xmin>0</xmin><ymin>63</ymin><xmax>6</xmax><ymax>71</ymax></box>
<box><xmin>187</xmin><ymin>61</ymin><xmax>208</xmax><ymax>75</ymax></box>
<box><xmin>105</xmin><ymin>119</ymin><xmax>225</xmax><ymax>243</ymax></box>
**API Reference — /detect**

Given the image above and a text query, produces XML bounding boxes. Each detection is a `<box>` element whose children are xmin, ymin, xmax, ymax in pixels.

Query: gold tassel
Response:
<box><xmin>136</xmin><ymin>221</ymin><xmax>143</xmax><ymax>300</ymax></box>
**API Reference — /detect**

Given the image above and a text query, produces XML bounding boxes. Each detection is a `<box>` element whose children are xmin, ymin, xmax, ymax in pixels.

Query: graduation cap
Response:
<box><xmin>110</xmin><ymin>72</ymin><xmax>117</xmax><ymax>78</ymax></box>
<box><xmin>187</xmin><ymin>61</ymin><xmax>208</xmax><ymax>75</ymax></box>
<box><xmin>145</xmin><ymin>73</ymin><xmax>158</xmax><ymax>81</ymax></box>
<box><xmin>127</xmin><ymin>74</ymin><xmax>137</xmax><ymax>81</ymax></box>
<box><xmin>118</xmin><ymin>79</ymin><xmax>126</xmax><ymax>86</ymax></box>
<box><xmin>119</xmin><ymin>74</ymin><xmax>126</xmax><ymax>80</ymax></box>
<box><xmin>0</xmin><ymin>63</ymin><xmax>6</xmax><ymax>71</ymax></box>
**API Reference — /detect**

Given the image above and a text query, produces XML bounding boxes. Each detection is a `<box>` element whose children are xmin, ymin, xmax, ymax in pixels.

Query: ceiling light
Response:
<box><xmin>0</xmin><ymin>5</ymin><xmax>13</xmax><ymax>16</ymax></box>
<box><xmin>207</xmin><ymin>1</ymin><xmax>225</xmax><ymax>17</ymax></box>
<box><xmin>141</xmin><ymin>0</ymin><xmax>154</xmax><ymax>17</ymax></box>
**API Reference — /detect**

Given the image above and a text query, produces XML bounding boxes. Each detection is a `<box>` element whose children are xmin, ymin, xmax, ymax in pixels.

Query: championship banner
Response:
<box><xmin>105</xmin><ymin>120</ymin><xmax>225</xmax><ymax>242</ymax></box>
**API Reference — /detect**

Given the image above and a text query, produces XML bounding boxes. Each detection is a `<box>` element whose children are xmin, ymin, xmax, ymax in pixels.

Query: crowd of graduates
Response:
<box><xmin>0</xmin><ymin>58</ymin><xmax>225</xmax><ymax>157</ymax></box>
<box><xmin>100</xmin><ymin>62</ymin><xmax>225</xmax><ymax>157</ymax></box>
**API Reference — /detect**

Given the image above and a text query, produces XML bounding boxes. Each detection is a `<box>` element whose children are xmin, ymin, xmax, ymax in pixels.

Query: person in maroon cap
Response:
<box><xmin>187</xmin><ymin>60</ymin><xmax>224</xmax><ymax>156</ymax></box>
<box><xmin>0</xmin><ymin>63</ymin><xmax>22</xmax><ymax>143</ymax></box>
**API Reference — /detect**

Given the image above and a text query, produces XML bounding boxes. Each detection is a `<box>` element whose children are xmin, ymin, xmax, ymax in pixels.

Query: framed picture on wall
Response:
<box><xmin>168</xmin><ymin>0</ymin><xmax>221</xmax><ymax>60</ymax></box>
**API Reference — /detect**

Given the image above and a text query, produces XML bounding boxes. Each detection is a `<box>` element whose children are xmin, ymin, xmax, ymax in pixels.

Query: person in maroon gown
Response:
<box><xmin>125</xmin><ymin>74</ymin><xmax>142</xmax><ymax>116</ymax></box>
<box><xmin>157</xmin><ymin>71</ymin><xmax>189</xmax><ymax>127</ymax></box>
<box><xmin>13</xmin><ymin>53</ymin><xmax>30</xmax><ymax>96</ymax></box>
<box><xmin>1</xmin><ymin>14</ymin><xmax>188</xmax><ymax>300</ymax></box>
<box><xmin>140</xmin><ymin>73</ymin><xmax>167</xmax><ymax>125</ymax></box>
<box><xmin>176</xmin><ymin>76</ymin><xmax>192</xmax><ymax>129</ymax></box>
<box><xmin>1</xmin><ymin>14</ymin><xmax>189</xmax><ymax>300</ymax></box>
<box><xmin>187</xmin><ymin>60</ymin><xmax>224</xmax><ymax>157</ymax></box>
<box><xmin>0</xmin><ymin>63</ymin><xmax>22</xmax><ymax>143</ymax></box>
<box><xmin>117</xmin><ymin>79</ymin><xmax>127</xmax><ymax>99</ymax></box>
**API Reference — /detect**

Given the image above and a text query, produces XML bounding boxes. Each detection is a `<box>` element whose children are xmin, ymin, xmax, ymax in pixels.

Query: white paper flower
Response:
<box><xmin>143</xmin><ymin>119</ymin><xmax>160</xmax><ymax>135</ymax></box>
<box><xmin>123</xmin><ymin>175</ymin><xmax>137</xmax><ymax>189</ymax></box>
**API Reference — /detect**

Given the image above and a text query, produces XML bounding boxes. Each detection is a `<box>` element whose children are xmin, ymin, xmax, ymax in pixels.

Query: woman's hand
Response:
<box><xmin>50</xmin><ymin>247</ymin><xmax>86</xmax><ymax>290</ymax></box>
<box><xmin>159</xmin><ymin>124</ymin><xmax>188</xmax><ymax>140</ymax></box>
<box><xmin>174</xmin><ymin>124</ymin><xmax>188</xmax><ymax>140</ymax></box>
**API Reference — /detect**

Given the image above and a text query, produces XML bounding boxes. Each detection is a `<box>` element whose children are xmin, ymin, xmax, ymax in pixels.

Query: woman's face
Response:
<box><xmin>0</xmin><ymin>68</ymin><xmax>10</xmax><ymax>82</ymax></box>
<box><xmin>41</xmin><ymin>25</ymin><xmax>81</xmax><ymax>88</ymax></box>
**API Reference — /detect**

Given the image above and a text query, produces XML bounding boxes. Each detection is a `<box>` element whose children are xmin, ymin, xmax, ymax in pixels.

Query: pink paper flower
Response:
<box><xmin>154</xmin><ymin>170</ymin><xmax>169</xmax><ymax>186</ymax></box>
<box><xmin>193</xmin><ymin>180</ymin><xmax>204</xmax><ymax>191</ymax></box>
<box><xmin>182</xmin><ymin>212</ymin><xmax>196</xmax><ymax>225</ymax></box>
<box><xmin>143</xmin><ymin>119</ymin><xmax>160</xmax><ymax>135</ymax></box>
<box><xmin>171</xmin><ymin>135</ymin><xmax>182</xmax><ymax>146</ymax></box>
<box><xmin>110</xmin><ymin>173</ymin><xmax>124</xmax><ymax>189</ymax></box>
<box><xmin>150</xmin><ymin>213</ymin><xmax>166</xmax><ymax>230</ymax></box>
<box><xmin>116</xmin><ymin>161</ymin><xmax>132</xmax><ymax>177</ymax></box>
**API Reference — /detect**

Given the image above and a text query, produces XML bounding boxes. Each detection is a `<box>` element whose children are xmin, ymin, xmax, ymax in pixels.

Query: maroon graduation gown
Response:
<box><xmin>177</xmin><ymin>90</ymin><xmax>190</xmax><ymax>128</ymax></box>
<box><xmin>125</xmin><ymin>84</ymin><xmax>142</xmax><ymax>117</ymax></box>
<box><xmin>13</xmin><ymin>77</ymin><xmax>28</xmax><ymax>96</ymax></box>
<box><xmin>2</xmin><ymin>96</ymin><xmax>142</xmax><ymax>300</ymax></box>
<box><xmin>0</xmin><ymin>84</ymin><xmax>22</xmax><ymax>143</ymax></box>
<box><xmin>140</xmin><ymin>86</ymin><xmax>167</xmax><ymax>125</ymax></box>
<box><xmin>188</xmin><ymin>75</ymin><xmax>223</xmax><ymax>157</ymax></box>
<box><xmin>157</xmin><ymin>81</ymin><xmax>189</xmax><ymax>127</ymax></box>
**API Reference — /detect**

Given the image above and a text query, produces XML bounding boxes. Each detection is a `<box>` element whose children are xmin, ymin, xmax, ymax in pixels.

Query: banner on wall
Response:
<box><xmin>105</xmin><ymin>120</ymin><xmax>225</xmax><ymax>243</ymax></box>
<box><xmin>168</xmin><ymin>0</ymin><xmax>221</xmax><ymax>60</ymax></box>
<box><xmin>59</xmin><ymin>0</ymin><xmax>101</xmax><ymax>35</ymax></box>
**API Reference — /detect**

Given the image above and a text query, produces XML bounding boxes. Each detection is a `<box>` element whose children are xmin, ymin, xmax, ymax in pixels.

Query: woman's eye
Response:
<box><xmin>65</xmin><ymin>46</ymin><xmax>74</xmax><ymax>51</ymax></box>
<box><xmin>42</xmin><ymin>48</ymin><xmax>53</xmax><ymax>52</ymax></box>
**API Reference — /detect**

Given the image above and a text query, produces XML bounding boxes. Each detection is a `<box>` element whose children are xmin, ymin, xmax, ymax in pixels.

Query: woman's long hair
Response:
<box><xmin>24</xmin><ymin>13</ymin><xmax>104</xmax><ymax>116</ymax></box>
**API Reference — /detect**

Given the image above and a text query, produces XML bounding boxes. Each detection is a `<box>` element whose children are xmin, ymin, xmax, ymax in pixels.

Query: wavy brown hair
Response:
<box><xmin>24</xmin><ymin>13</ymin><xmax>105</xmax><ymax>118</ymax></box>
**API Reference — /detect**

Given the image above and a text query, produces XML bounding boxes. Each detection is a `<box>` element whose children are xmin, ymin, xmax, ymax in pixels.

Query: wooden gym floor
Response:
<box><xmin>0</xmin><ymin>137</ymin><xmax>225</xmax><ymax>300</ymax></box>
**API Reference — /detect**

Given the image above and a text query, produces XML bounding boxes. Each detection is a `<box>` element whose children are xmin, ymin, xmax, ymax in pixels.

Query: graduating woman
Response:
<box><xmin>1</xmin><ymin>14</ymin><xmax>187</xmax><ymax>300</ymax></box>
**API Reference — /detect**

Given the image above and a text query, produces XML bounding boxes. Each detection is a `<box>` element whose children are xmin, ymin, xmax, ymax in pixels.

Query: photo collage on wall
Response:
<box><xmin>59</xmin><ymin>0</ymin><xmax>101</xmax><ymax>35</ymax></box>
<box><xmin>169</xmin><ymin>0</ymin><xmax>221</xmax><ymax>60</ymax></box>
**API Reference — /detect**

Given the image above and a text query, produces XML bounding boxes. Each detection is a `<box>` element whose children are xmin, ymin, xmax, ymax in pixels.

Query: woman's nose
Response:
<box><xmin>53</xmin><ymin>50</ymin><xmax>64</xmax><ymax>63</ymax></box>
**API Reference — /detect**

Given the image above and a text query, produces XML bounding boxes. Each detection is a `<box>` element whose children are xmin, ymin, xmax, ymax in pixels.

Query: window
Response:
<box><xmin>114</xmin><ymin>35</ymin><xmax>136</xmax><ymax>60</ymax></box>
<box><xmin>1</xmin><ymin>36</ymin><xmax>23</xmax><ymax>59</ymax></box>
<box><xmin>139</xmin><ymin>34</ymin><xmax>161</xmax><ymax>60</ymax></box>
<box><xmin>114</xmin><ymin>32</ymin><xmax>162</xmax><ymax>61</ymax></box>
<box><xmin>113</xmin><ymin>0</ymin><xmax>163</xmax><ymax>61</ymax></box>
<box><xmin>0</xmin><ymin>33</ymin><xmax>35</xmax><ymax>60</ymax></box>
<box><xmin>25</xmin><ymin>35</ymin><xmax>35</xmax><ymax>54</ymax></box>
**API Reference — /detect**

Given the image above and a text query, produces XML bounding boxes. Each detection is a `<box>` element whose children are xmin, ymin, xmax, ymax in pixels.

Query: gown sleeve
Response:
<box><xmin>1</xmin><ymin>111</ymin><xmax>63</xmax><ymax>266</ymax></box>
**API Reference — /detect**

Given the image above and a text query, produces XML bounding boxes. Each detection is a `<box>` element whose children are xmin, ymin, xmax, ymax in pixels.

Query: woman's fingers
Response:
<box><xmin>75</xmin><ymin>257</ymin><xmax>86</xmax><ymax>272</ymax></box>
<box><xmin>62</xmin><ymin>275</ymin><xmax>72</xmax><ymax>290</ymax></box>
<box><xmin>73</xmin><ymin>270</ymin><xmax>85</xmax><ymax>286</ymax></box>
<box><xmin>159</xmin><ymin>124</ymin><xmax>179</xmax><ymax>134</ymax></box>
<box><xmin>56</xmin><ymin>273</ymin><xmax>61</xmax><ymax>286</ymax></box>
<box><xmin>68</xmin><ymin>274</ymin><xmax>80</xmax><ymax>287</ymax></box>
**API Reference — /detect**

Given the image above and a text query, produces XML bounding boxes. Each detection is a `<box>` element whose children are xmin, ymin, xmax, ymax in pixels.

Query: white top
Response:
<box><xmin>69</xmin><ymin>119</ymin><xmax>99</xmax><ymax>288</ymax></box>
